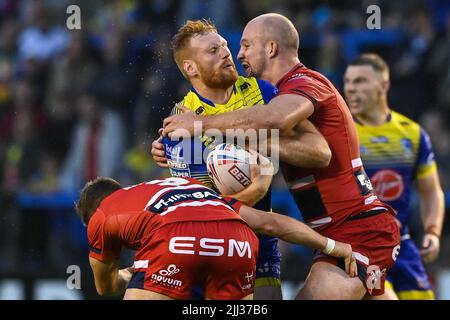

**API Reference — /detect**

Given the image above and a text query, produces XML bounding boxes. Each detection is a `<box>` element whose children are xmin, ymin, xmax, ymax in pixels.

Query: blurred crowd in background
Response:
<box><xmin>0</xmin><ymin>0</ymin><xmax>449</xmax><ymax>299</ymax></box>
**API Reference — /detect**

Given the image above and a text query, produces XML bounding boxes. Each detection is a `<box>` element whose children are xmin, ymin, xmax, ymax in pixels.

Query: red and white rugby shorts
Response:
<box><xmin>314</xmin><ymin>209</ymin><xmax>401</xmax><ymax>296</ymax></box>
<box><xmin>129</xmin><ymin>220</ymin><xmax>259</xmax><ymax>299</ymax></box>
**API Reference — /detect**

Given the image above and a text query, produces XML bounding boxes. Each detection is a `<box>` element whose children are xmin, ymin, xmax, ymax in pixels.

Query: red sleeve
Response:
<box><xmin>222</xmin><ymin>197</ymin><xmax>243</xmax><ymax>213</ymax></box>
<box><xmin>87</xmin><ymin>210</ymin><xmax>121</xmax><ymax>261</ymax></box>
<box><xmin>277</xmin><ymin>76</ymin><xmax>333</xmax><ymax>112</ymax></box>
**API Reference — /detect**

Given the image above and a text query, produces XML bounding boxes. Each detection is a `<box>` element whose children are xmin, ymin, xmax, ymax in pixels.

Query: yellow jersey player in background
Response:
<box><xmin>151</xmin><ymin>19</ymin><xmax>331</xmax><ymax>299</ymax></box>
<box><xmin>344</xmin><ymin>53</ymin><xmax>445</xmax><ymax>299</ymax></box>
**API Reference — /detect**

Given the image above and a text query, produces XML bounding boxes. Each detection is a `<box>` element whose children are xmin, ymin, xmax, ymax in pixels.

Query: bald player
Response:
<box><xmin>151</xmin><ymin>19</ymin><xmax>333</xmax><ymax>300</ymax></box>
<box><xmin>163</xmin><ymin>13</ymin><xmax>401</xmax><ymax>300</ymax></box>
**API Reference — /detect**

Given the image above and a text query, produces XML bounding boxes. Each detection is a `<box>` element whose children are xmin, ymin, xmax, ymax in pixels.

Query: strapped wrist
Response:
<box><xmin>323</xmin><ymin>238</ymin><xmax>335</xmax><ymax>255</ymax></box>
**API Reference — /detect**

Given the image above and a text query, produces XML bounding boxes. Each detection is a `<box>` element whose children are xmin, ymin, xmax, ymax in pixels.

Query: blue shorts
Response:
<box><xmin>386</xmin><ymin>237</ymin><xmax>434</xmax><ymax>299</ymax></box>
<box><xmin>255</xmin><ymin>234</ymin><xmax>281</xmax><ymax>287</ymax></box>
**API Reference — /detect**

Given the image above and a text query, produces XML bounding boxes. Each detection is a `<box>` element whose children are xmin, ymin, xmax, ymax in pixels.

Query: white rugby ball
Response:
<box><xmin>206</xmin><ymin>143</ymin><xmax>252</xmax><ymax>195</ymax></box>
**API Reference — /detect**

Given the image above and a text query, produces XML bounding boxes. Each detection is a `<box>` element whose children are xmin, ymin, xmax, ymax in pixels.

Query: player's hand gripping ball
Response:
<box><xmin>206</xmin><ymin>143</ymin><xmax>253</xmax><ymax>195</ymax></box>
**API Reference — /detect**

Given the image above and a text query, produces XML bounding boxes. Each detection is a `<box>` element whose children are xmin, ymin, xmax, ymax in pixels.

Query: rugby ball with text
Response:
<box><xmin>206</xmin><ymin>143</ymin><xmax>252</xmax><ymax>195</ymax></box>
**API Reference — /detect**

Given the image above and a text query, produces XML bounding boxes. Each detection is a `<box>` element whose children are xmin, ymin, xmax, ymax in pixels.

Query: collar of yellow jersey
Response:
<box><xmin>189</xmin><ymin>84</ymin><xmax>237</xmax><ymax>107</ymax></box>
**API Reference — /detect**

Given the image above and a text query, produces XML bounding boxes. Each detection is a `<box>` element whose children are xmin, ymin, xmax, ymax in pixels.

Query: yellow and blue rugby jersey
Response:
<box><xmin>163</xmin><ymin>77</ymin><xmax>282</xmax><ymax>283</ymax></box>
<box><xmin>163</xmin><ymin>76</ymin><xmax>277</xmax><ymax>192</ymax></box>
<box><xmin>355</xmin><ymin>111</ymin><xmax>437</xmax><ymax>234</ymax></box>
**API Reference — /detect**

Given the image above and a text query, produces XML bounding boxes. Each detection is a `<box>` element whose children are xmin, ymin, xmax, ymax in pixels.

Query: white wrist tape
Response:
<box><xmin>323</xmin><ymin>238</ymin><xmax>335</xmax><ymax>255</ymax></box>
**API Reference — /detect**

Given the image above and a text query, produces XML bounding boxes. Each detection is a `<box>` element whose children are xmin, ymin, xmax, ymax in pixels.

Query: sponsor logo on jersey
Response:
<box><xmin>371</xmin><ymin>169</ymin><xmax>404</xmax><ymax>201</ymax></box>
<box><xmin>370</xmin><ymin>136</ymin><xmax>389</xmax><ymax>144</ymax></box>
<box><xmin>355</xmin><ymin>169</ymin><xmax>374</xmax><ymax>196</ymax></box>
<box><xmin>167</xmin><ymin>160</ymin><xmax>188</xmax><ymax>169</ymax></box>
<box><xmin>242</xmin><ymin>272</ymin><xmax>254</xmax><ymax>290</ymax></box>
<box><xmin>149</xmin><ymin>188</ymin><xmax>222</xmax><ymax>213</ymax></box>
<box><xmin>392</xmin><ymin>245</ymin><xmax>400</xmax><ymax>261</ymax></box>
<box><xmin>165</xmin><ymin>145</ymin><xmax>182</xmax><ymax>158</ymax></box>
<box><xmin>151</xmin><ymin>264</ymin><xmax>183</xmax><ymax>288</ymax></box>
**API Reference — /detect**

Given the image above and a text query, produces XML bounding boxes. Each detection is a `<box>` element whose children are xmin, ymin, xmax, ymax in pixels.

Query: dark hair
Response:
<box><xmin>76</xmin><ymin>177</ymin><xmax>122</xmax><ymax>226</ymax></box>
<box><xmin>349</xmin><ymin>53</ymin><xmax>389</xmax><ymax>76</ymax></box>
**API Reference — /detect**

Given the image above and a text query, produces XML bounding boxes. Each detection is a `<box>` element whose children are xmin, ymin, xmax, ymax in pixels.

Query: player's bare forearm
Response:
<box><xmin>265</xmin><ymin>212</ymin><xmax>328</xmax><ymax>249</ymax></box>
<box><xmin>418</xmin><ymin>173</ymin><xmax>445</xmax><ymax>236</ymax></box>
<box><xmin>202</xmin><ymin>104</ymin><xmax>275</xmax><ymax>133</ymax></box>
<box><xmin>224</xmin><ymin>182</ymin><xmax>267</xmax><ymax>207</ymax></box>
<box><xmin>163</xmin><ymin>95</ymin><xmax>313</xmax><ymax>138</ymax></box>
<box><xmin>276</xmin><ymin>121</ymin><xmax>331</xmax><ymax>168</ymax></box>
<box><xmin>203</xmin><ymin>95</ymin><xmax>314</xmax><ymax>133</ymax></box>
<box><xmin>238</xmin><ymin>206</ymin><xmax>357</xmax><ymax>276</ymax></box>
<box><xmin>89</xmin><ymin>257</ymin><xmax>129</xmax><ymax>297</ymax></box>
<box><xmin>239</xmin><ymin>206</ymin><xmax>326</xmax><ymax>249</ymax></box>
<box><xmin>224</xmin><ymin>153</ymin><xmax>273</xmax><ymax>207</ymax></box>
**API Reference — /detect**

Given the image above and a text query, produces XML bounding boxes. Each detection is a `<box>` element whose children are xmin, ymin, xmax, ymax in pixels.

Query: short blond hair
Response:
<box><xmin>171</xmin><ymin>19</ymin><xmax>217</xmax><ymax>78</ymax></box>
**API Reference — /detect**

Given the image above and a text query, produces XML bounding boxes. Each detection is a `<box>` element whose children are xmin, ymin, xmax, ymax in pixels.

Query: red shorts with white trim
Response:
<box><xmin>313</xmin><ymin>209</ymin><xmax>401</xmax><ymax>296</ymax></box>
<box><xmin>128</xmin><ymin>220</ymin><xmax>259</xmax><ymax>299</ymax></box>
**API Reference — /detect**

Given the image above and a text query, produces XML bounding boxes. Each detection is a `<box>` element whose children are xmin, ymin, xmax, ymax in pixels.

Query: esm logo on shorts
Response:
<box><xmin>169</xmin><ymin>237</ymin><xmax>252</xmax><ymax>258</ymax></box>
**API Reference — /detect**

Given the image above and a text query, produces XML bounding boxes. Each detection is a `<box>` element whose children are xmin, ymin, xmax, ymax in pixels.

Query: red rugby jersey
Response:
<box><xmin>276</xmin><ymin>63</ymin><xmax>390</xmax><ymax>230</ymax></box>
<box><xmin>87</xmin><ymin>177</ymin><xmax>243</xmax><ymax>261</ymax></box>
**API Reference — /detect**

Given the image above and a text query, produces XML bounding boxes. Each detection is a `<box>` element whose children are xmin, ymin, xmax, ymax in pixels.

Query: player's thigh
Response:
<box><xmin>254</xmin><ymin>285</ymin><xmax>282</xmax><ymax>300</ymax></box>
<box><xmin>204</xmin><ymin>220</ymin><xmax>259</xmax><ymax>300</ymax></box>
<box><xmin>124</xmin><ymin>288</ymin><xmax>175</xmax><ymax>300</ymax></box>
<box><xmin>296</xmin><ymin>261</ymin><xmax>366</xmax><ymax>300</ymax></box>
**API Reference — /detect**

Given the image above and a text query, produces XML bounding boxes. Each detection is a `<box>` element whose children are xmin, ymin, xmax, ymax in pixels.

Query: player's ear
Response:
<box><xmin>183</xmin><ymin>60</ymin><xmax>198</xmax><ymax>77</ymax></box>
<box><xmin>267</xmin><ymin>41</ymin><xmax>278</xmax><ymax>58</ymax></box>
<box><xmin>381</xmin><ymin>79</ymin><xmax>390</xmax><ymax>95</ymax></box>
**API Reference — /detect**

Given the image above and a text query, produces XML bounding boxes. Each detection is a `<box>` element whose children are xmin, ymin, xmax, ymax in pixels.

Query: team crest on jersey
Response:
<box><xmin>400</xmin><ymin>138</ymin><xmax>413</xmax><ymax>159</ymax></box>
<box><xmin>195</xmin><ymin>106</ymin><xmax>205</xmax><ymax>115</ymax></box>
<box><xmin>371</xmin><ymin>169</ymin><xmax>404</xmax><ymax>201</ymax></box>
<box><xmin>239</xmin><ymin>82</ymin><xmax>251</xmax><ymax>91</ymax></box>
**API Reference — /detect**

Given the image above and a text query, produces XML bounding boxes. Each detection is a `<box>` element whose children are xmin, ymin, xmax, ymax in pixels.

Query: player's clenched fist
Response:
<box><xmin>151</xmin><ymin>129</ymin><xmax>169</xmax><ymax>168</ymax></box>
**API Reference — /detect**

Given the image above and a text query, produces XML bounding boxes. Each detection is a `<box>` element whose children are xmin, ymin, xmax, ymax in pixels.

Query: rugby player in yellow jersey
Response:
<box><xmin>151</xmin><ymin>19</ymin><xmax>332</xmax><ymax>300</ymax></box>
<box><xmin>344</xmin><ymin>53</ymin><xmax>445</xmax><ymax>299</ymax></box>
